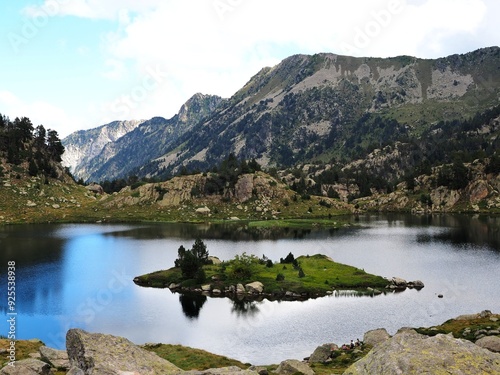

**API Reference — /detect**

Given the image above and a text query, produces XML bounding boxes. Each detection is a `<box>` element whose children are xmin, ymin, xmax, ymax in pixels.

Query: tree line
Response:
<box><xmin>0</xmin><ymin>114</ymin><xmax>65</xmax><ymax>179</ymax></box>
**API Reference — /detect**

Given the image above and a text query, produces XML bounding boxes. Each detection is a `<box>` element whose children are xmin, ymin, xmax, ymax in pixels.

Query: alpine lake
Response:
<box><xmin>1</xmin><ymin>214</ymin><xmax>499</xmax><ymax>365</ymax></box>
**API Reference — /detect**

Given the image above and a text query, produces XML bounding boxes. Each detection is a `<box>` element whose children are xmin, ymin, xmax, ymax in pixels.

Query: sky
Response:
<box><xmin>0</xmin><ymin>0</ymin><xmax>498</xmax><ymax>138</ymax></box>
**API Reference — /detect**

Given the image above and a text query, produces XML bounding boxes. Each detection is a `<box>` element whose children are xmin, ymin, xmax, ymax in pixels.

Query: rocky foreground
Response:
<box><xmin>1</xmin><ymin>311</ymin><xmax>499</xmax><ymax>375</ymax></box>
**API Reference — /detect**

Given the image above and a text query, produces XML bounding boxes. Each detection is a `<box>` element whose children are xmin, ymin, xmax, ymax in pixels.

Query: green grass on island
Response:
<box><xmin>134</xmin><ymin>251</ymin><xmax>389</xmax><ymax>297</ymax></box>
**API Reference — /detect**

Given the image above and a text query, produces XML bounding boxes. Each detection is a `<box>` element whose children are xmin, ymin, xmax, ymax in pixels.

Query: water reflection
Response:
<box><xmin>99</xmin><ymin>222</ymin><xmax>317</xmax><ymax>241</ymax></box>
<box><xmin>179</xmin><ymin>294</ymin><xmax>207</xmax><ymax>319</ymax></box>
<box><xmin>231</xmin><ymin>299</ymin><xmax>260</xmax><ymax>317</ymax></box>
<box><xmin>358</xmin><ymin>214</ymin><xmax>500</xmax><ymax>251</ymax></box>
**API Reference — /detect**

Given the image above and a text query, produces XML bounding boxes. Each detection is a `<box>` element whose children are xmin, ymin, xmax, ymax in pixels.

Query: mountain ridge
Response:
<box><xmin>62</xmin><ymin>47</ymin><xmax>500</xmax><ymax>187</ymax></box>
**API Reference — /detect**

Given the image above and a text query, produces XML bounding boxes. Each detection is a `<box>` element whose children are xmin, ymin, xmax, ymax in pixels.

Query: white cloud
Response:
<box><xmin>18</xmin><ymin>0</ymin><xmax>497</xmax><ymax>132</ymax></box>
<box><xmin>0</xmin><ymin>90</ymin><xmax>84</xmax><ymax>137</ymax></box>
<box><xmin>92</xmin><ymin>0</ymin><xmax>493</xmax><ymax>120</ymax></box>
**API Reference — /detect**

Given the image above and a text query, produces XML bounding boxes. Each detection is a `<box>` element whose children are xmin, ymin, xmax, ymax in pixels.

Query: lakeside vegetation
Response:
<box><xmin>134</xmin><ymin>240</ymin><xmax>389</xmax><ymax>297</ymax></box>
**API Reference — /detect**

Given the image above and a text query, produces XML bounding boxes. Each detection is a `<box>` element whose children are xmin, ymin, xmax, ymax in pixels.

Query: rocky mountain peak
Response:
<box><xmin>178</xmin><ymin>93</ymin><xmax>224</xmax><ymax>123</ymax></box>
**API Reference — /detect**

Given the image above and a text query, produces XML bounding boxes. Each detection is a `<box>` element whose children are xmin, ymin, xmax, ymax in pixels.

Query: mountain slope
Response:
<box><xmin>145</xmin><ymin>47</ymin><xmax>500</xmax><ymax>177</ymax></box>
<box><xmin>63</xmin><ymin>93</ymin><xmax>223</xmax><ymax>183</ymax></box>
<box><xmin>62</xmin><ymin>119</ymin><xmax>144</xmax><ymax>180</ymax></box>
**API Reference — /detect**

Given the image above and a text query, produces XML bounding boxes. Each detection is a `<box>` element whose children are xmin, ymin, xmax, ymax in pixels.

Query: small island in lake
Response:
<box><xmin>133</xmin><ymin>239</ymin><xmax>422</xmax><ymax>300</ymax></box>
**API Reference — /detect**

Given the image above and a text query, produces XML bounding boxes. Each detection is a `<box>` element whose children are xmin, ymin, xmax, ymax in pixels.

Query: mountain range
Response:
<box><xmin>62</xmin><ymin>47</ymin><xmax>500</xmax><ymax>185</ymax></box>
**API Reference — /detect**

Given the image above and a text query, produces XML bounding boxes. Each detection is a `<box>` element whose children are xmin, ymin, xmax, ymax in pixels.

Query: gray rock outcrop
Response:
<box><xmin>476</xmin><ymin>336</ymin><xmax>500</xmax><ymax>353</ymax></box>
<box><xmin>66</xmin><ymin>328</ymin><xmax>182</xmax><ymax>374</ymax></box>
<box><xmin>39</xmin><ymin>345</ymin><xmax>70</xmax><ymax>370</ymax></box>
<box><xmin>344</xmin><ymin>330</ymin><xmax>500</xmax><ymax>375</ymax></box>
<box><xmin>275</xmin><ymin>359</ymin><xmax>314</xmax><ymax>375</ymax></box>
<box><xmin>0</xmin><ymin>358</ymin><xmax>51</xmax><ymax>375</ymax></box>
<box><xmin>362</xmin><ymin>328</ymin><xmax>390</xmax><ymax>347</ymax></box>
<box><xmin>308</xmin><ymin>343</ymin><xmax>338</xmax><ymax>363</ymax></box>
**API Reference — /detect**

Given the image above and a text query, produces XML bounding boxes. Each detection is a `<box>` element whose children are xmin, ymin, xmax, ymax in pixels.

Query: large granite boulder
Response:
<box><xmin>308</xmin><ymin>343</ymin><xmax>338</xmax><ymax>363</ymax></box>
<box><xmin>476</xmin><ymin>336</ymin><xmax>500</xmax><ymax>353</ymax></box>
<box><xmin>66</xmin><ymin>329</ymin><xmax>182</xmax><ymax>375</ymax></box>
<box><xmin>362</xmin><ymin>328</ymin><xmax>390</xmax><ymax>347</ymax></box>
<box><xmin>245</xmin><ymin>282</ymin><xmax>264</xmax><ymax>294</ymax></box>
<box><xmin>343</xmin><ymin>330</ymin><xmax>500</xmax><ymax>374</ymax></box>
<box><xmin>275</xmin><ymin>359</ymin><xmax>314</xmax><ymax>375</ymax></box>
<box><xmin>39</xmin><ymin>345</ymin><xmax>70</xmax><ymax>370</ymax></box>
<box><xmin>0</xmin><ymin>358</ymin><xmax>51</xmax><ymax>374</ymax></box>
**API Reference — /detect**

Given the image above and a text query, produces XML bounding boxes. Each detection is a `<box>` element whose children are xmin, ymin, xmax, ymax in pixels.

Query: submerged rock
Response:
<box><xmin>344</xmin><ymin>330</ymin><xmax>500</xmax><ymax>374</ymax></box>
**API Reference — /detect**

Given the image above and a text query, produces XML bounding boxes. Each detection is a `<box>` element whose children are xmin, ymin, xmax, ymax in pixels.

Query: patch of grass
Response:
<box><xmin>415</xmin><ymin>313</ymin><xmax>500</xmax><ymax>341</ymax></box>
<box><xmin>247</xmin><ymin>218</ymin><xmax>349</xmax><ymax>229</ymax></box>
<box><xmin>136</xmin><ymin>253</ymin><xmax>389</xmax><ymax>295</ymax></box>
<box><xmin>143</xmin><ymin>343</ymin><xmax>249</xmax><ymax>370</ymax></box>
<box><xmin>0</xmin><ymin>339</ymin><xmax>44</xmax><ymax>367</ymax></box>
<box><xmin>309</xmin><ymin>345</ymin><xmax>373</xmax><ymax>375</ymax></box>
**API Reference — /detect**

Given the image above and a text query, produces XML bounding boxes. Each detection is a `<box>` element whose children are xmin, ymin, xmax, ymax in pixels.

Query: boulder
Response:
<box><xmin>407</xmin><ymin>280</ymin><xmax>424</xmax><ymax>289</ymax></box>
<box><xmin>363</xmin><ymin>328</ymin><xmax>391</xmax><ymax>347</ymax></box>
<box><xmin>275</xmin><ymin>359</ymin><xmax>314</xmax><ymax>375</ymax></box>
<box><xmin>66</xmin><ymin>328</ymin><xmax>182</xmax><ymax>374</ymax></box>
<box><xmin>0</xmin><ymin>358</ymin><xmax>51</xmax><ymax>375</ymax></box>
<box><xmin>344</xmin><ymin>330</ymin><xmax>500</xmax><ymax>375</ymax></box>
<box><xmin>245</xmin><ymin>281</ymin><xmax>264</xmax><ymax>294</ymax></box>
<box><xmin>236</xmin><ymin>283</ymin><xmax>246</xmax><ymax>294</ymax></box>
<box><xmin>201</xmin><ymin>284</ymin><xmax>211</xmax><ymax>292</ymax></box>
<box><xmin>308</xmin><ymin>343</ymin><xmax>338</xmax><ymax>363</ymax></box>
<box><xmin>39</xmin><ymin>345</ymin><xmax>70</xmax><ymax>370</ymax></box>
<box><xmin>390</xmin><ymin>277</ymin><xmax>407</xmax><ymax>289</ymax></box>
<box><xmin>208</xmin><ymin>256</ymin><xmax>222</xmax><ymax>265</ymax></box>
<box><xmin>86</xmin><ymin>184</ymin><xmax>104</xmax><ymax>195</ymax></box>
<box><xmin>476</xmin><ymin>336</ymin><xmax>500</xmax><ymax>353</ymax></box>
<box><xmin>195</xmin><ymin>206</ymin><xmax>211</xmax><ymax>215</ymax></box>
<box><xmin>456</xmin><ymin>310</ymin><xmax>492</xmax><ymax>320</ymax></box>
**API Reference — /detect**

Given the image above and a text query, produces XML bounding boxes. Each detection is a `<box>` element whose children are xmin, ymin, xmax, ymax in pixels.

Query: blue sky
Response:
<box><xmin>0</xmin><ymin>0</ymin><xmax>498</xmax><ymax>137</ymax></box>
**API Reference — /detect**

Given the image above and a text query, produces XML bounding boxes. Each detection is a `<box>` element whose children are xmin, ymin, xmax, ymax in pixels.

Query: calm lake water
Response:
<box><xmin>1</xmin><ymin>214</ymin><xmax>499</xmax><ymax>364</ymax></box>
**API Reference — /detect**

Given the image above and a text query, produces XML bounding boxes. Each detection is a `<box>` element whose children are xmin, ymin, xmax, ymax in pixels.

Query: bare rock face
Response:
<box><xmin>0</xmin><ymin>358</ymin><xmax>51</xmax><ymax>375</ymax></box>
<box><xmin>275</xmin><ymin>359</ymin><xmax>314</xmax><ymax>375</ymax></box>
<box><xmin>362</xmin><ymin>328</ymin><xmax>391</xmax><ymax>347</ymax></box>
<box><xmin>39</xmin><ymin>345</ymin><xmax>70</xmax><ymax>370</ymax></box>
<box><xmin>66</xmin><ymin>329</ymin><xmax>182</xmax><ymax>375</ymax></box>
<box><xmin>308</xmin><ymin>343</ymin><xmax>339</xmax><ymax>363</ymax></box>
<box><xmin>344</xmin><ymin>330</ymin><xmax>500</xmax><ymax>375</ymax></box>
<box><xmin>467</xmin><ymin>180</ymin><xmax>490</xmax><ymax>203</ymax></box>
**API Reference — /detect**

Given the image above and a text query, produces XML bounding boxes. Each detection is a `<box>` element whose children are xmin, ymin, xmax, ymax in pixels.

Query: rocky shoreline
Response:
<box><xmin>2</xmin><ymin>311</ymin><xmax>498</xmax><ymax>374</ymax></box>
<box><xmin>134</xmin><ymin>276</ymin><xmax>424</xmax><ymax>302</ymax></box>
